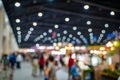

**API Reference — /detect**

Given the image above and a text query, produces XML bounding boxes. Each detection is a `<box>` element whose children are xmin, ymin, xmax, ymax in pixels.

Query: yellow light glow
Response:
<box><xmin>65</xmin><ymin>46</ymin><xmax>68</xmax><ymax>50</ymax></box>
<box><xmin>58</xmin><ymin>42</ymin><xmax>62</xmax><ymax>46</ymax></box>
<box><xmin>68</xmin><ymin>43</ymin><xmax>73</xmax><ymax>47</ymax></box>
<box><xmin>55</xmin><ymin>46</ymin><xmax>59</xmax><ymax>50</ymax></box>
<box><xmin>94</xmin><ymin>50</ymin><xmax>99</xmax><ymax>55</ymax></box>
<box><xmin>103</xmin><ymin>51</ymin><xmax>107</xmax><ymax>55</ymax></box>
<box><xmin>110</xmin><ymin>47</ymin><xmax>115</xmax><ymax>51</ymax></box>
<box><xmin>113</xmin><ymin>41</ymin><xmax>117</xmax><ymax>46</ymax></box>
<box><xmin>100</xmin><ymin>47</ymin><xmax>105</xmax><ymax>51</ymax></box>
<box><xmin>71</xmin><ymin>47</ymin><xmax>74</xmax><ymax>50</ymax></box>
<box><xmin>90</xmin><ymin>50</ymin><xmax>94</xmax><ymax>54</ymax></box>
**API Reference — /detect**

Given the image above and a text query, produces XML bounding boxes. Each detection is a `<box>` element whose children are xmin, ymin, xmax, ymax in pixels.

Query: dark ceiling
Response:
<box><xmin>2</xmin><ymin>0</ymin><xmax>120</xmax><ymax>48</ymax></box>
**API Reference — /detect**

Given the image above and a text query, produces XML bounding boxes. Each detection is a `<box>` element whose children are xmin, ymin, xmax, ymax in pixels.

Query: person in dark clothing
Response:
<box><xmin>68</xmin><ymin>54</ymin><xmax>74</xmax><ymax>80</ymax></box>
<box><xmin>59</xmin><ymin>56</ymin><xmax>65</xmax><ymax>67</ymax></box>
<box><xmin>71</xmin><ymin>60</ymin><xmax>81</xmax><ymax>80</ymax></box>
<box><xmin>38</xmin><ymin>54</ymin><xmax>45</xmax><ymax>75</ymax></box>
<box><xmin>1</xmin><ymin>54</ymin><xmax>9</xmax><ymax>70</ymax></box>
<box><xmin>9</xmin><ymin>53</ymin><xmax>16</xmax><ymax>70</ymax></box>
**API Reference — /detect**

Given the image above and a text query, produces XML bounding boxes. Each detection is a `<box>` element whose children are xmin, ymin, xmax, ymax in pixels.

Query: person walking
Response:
<box><xmin>44</xmin><ymin>61</ymin><xmax>50</xmax><ymax>80</ymax></box>
<box><xmin>31</xmin><ymin>53</ymin><xmax>39</xmax><ymax>77</ymax></box>
<box><xmin>71</xmin><ymin>60</ymin><xmax>81</xmax><ymax>80</ymax></box>
<box><xmin>9</xmin><ymin>53</ymin><xmax>16</xmax><ymax>70</ymax></box>
<box><xmin>68</xmin><ymin>54</ymin><xmax>74</xmax><ymax>80</ymax></box>
<box><xmin>38</xmin><ymin>54</ymin><xmax>45</xmax><ymax>75</ymax></box>
<box><xmin>9</xmin><ymin>52</ymin><xmax>16</xmax><ymax>80</ymax></box>
<box><xmin>48</xmin><ymin>55</ymin><xmax>58</xmax><ymax>80</ymax></box>
<box><xmin>16</xmin><ymin>53</ymin><xmax>23</xmax><ymax>69</ymax></box>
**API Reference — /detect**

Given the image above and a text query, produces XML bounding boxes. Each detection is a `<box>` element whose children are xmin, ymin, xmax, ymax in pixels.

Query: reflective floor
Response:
<box><xmin>13</xmin><ymin>62</ymin><xmax>68</xmax><ymax>80</ymax></box>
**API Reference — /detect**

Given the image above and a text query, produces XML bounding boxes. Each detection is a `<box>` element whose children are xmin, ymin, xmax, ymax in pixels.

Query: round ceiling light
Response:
<box><xmin>65</xmin><ymin>17</ymin><xmax>70</xmax><ymax>22</ymax></box>
<box><xmin>84</xmin><ymin>5</ymin><xmax>89</xmax><ymax>10</ymax></box>
<box><xmin>15</xmin><ymin>2</ymin><xmax>21</xmax><ymax>7</ymax></box>
<box><xmin>105</xmin><ymin>24</ymin><xmax>109</xmax><ymax>28</ymax></box>
<box><xmin>16</xmin><ymin>27</ymin><xmax>20</xmax><ymax>30</ymax></box>
<box><xmin>54</xmin><ymin>24</ymin><xmax>59</xmax><ymax>29</ymax></box>
<box><xmin>63</xmin><ymin>30</ymin><xmax>67</xmax><ymax>34</ymax></box>
<box><xmin>40</xmin><ymin>35</ymin><xmax>43</xmax><ymax>38</ymax></box>
<box><xmin>73</xmin><ymin>26</ymin><xmax>77</xmax><ymax>30</ymax></box>
<box><xmin>33</xmin><ymin>22</ymin><xmax>37</xmax><ymax>26</ymax></box>
<box><xmin>16</xmin><ymin>19</ymin><xmax>20</xmax><ymax>23</ymax></box>
<box><xmin>102</xmin><ymin>30</ymin><xmax>106</xmax><ymax>33</ymax></box>
<box><xmin>88</xmin><ymin>28</ymin><xmax>92</xmax><ymax>32</ymax></box>
<box><xmin>30</xmin><ymin>27</ymin><xmax>34</xmax><ymax>31</ymax></box>
<box><xmin>86</xmin><ymin>21</ymin><xmax>91</xmax><ymax>25</ymax></box>
<box><xmin>43</xmin><ymin>32</ymin><xmax>47</xmax><ymax>36</ymax></box>
<box><xmin>100</xmin><ymin>34</ymin><xmax>104</xmax><ymax>37</ymax></box>
<box><xmin>77</xmin><ymin>32</ymin><xmax>81</xmax><ymax>35</ymax></box>
<box><xmin>69</xmin><ymin>34</ymin><xmax>73</xmax><ymax>38</ymax></box>
<box><xmin>38</xmin><ymin>12</ymin><xmax>43</xmax><ymax>17</ymax></box>
<box><xmin>28</xmin><ymin>31</ymin><xmax>32</xmax><ymax>34</ymax></box>
<box><xmin>57</xmin><ymin>33</ymin><xmax>60</xmax><ymax>37</ymax></box>
<box><xmin>17</xmin><ymin>31</ymin><xmax>21</xmax><ymax>34</ymax></box>
<box><xmin>48</xmin><ymin>29</ymin><xmax>52</xmax><ymax>33</ymax></box>
<box><xmin>110</xmin><ymin>11</ymin><xmax>115</xmax><ymax>16</ymax></box>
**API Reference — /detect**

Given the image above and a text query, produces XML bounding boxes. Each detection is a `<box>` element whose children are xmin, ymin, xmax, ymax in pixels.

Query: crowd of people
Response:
<box><xmin>0</xmin><ymin>51</ymin><xmax>82</xmax><ymax>80</ymax></box>
<box><xmin>0</xmin><ymin>52</ymin><xmax>23</xmax><ymax>80</ymax></box>
<box><xmin>29</xmin><ymin>52</ymin><xmax>82</xmax><ymax>80</ymax></box>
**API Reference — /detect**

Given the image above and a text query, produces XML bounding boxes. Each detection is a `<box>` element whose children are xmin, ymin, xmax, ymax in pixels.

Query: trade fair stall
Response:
<box><xmin>17</xmin><ymin>40</ymin><xmax>120</xmax><ymax>80</ymax></box>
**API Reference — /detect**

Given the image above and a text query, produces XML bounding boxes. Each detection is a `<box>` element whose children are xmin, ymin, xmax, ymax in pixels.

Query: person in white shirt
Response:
<box><xmin>16</xmin><ymin>53</ymin><xmax>23</xmax><ymax>69</ymax></box>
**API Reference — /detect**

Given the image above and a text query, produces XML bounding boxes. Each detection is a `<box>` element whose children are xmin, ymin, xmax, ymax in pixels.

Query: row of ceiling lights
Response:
<box><xmin>15</xmin><ymin>11</ymin><xmax>110</xmax><ymax>30</ymax></box>
<box><xmin>35</xmin><ymin>35</ymin><xmax>82</xmax><ymax>44</ymax></box>
<box><xmin>15</xmin><ymin>18</ymin><xmax>110</xmax><ymax>29</ymax></box>
<box><xmin>16</xmin><ymin>27</ymin><xmax>21</xmax><ymax>43</ymax></box>
<box><xmin>14</xmin><ymin>2</ymin><xmax>110</xmax><ymax>35</ymax></box>
<box><xmin>34</xmin><ymin>32</ymin><xmax>110</xmax><ymax>45</ymax></box>
<box><xmin>14</xmin><ymin>2</ymin><xmax>116</xmax><ymax>16</ymax></box>
<box><xmin>17</xmin><ymin>22</ymin><xmax>108</xmax><ymax>44</ymax></box>
<box><xmin>24</xmin><ymin>27</ymin><xmax>34</xmax><ymax>41</ymax></box>
<box><xmin>34</xmin><ymin>29</ymin><xmax>85</xmax><ymax>44</ymax></box>
<box><xmin>14</xmin><ymin>1</ymin><xmax>113</xmax><ymax>45</ymax></box>
<box><xmin>31</xmin><ymin>23</ymin><xmax>108</xmax><ymax>44</ymax></box>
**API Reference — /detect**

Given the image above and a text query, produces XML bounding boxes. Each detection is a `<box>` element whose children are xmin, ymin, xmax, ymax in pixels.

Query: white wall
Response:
<box><xmin>0</xmin><ymin>1</ymin><xmax>19</xmax><ymax>55</ymax></box>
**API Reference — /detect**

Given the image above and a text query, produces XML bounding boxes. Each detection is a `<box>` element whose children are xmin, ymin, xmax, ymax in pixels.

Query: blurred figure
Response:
<box><xmin>1</xmin><ymin>54</ymin><xmax>9</xmax><ymax>70</ymax></box>
<box><xmin>48</xmin><ymin>55</ymin><xmax>57</xmax><ymax>80</ymax></box>
<box><xmin>16</xmin><ymin>53</ymin><xmax>23</xmax><ymax>69</ymax></box>
<box><xmin>9</xmin><ymin>53</ymin><xmax>16</xmax><ymax>70</ymax></box>
<box><xmin>71</xmin><ymin>60</ymin><xmax>81</xmax><ymax>80</ymax></box>
<box><xmin>21</xmin><ymin>52</ymin><xmax>25</xmax><ymax>61</ymax></box>
<box><xmin>9</xmin><ymin>52</ymin><xmax>16</xmax><ymax>80</ymax></box>
<box><xmin>38</xmin><ymin>53</ymin><xmax>45</xmax><ymax>75</ymax></box>
<box><xmin>1</xmin><ymin>54</ymin><xmax>12</xmax><ymax>80</ymax></box>
<box><xmin>68</xmin><ymin>54</ymin><xmax>74</xmax><ymax>80</ymax></box>
<box><xmin>63</xmin><ymin>55</ymin><xmax>69</xmax><ymax>67</ymax></box>
<box><xmin>59</xmin><ymin>56</ymin><xmax>65</xmax><ymax>67</ymax></box>
<box><xmin>31</xmin><ymin>53</ymin><xmax>38</xmax><ymax>77</ymax></box>
<box><xmin>44</xmin><ymin>61</ymin><xmax>50</xmax><ymax>80</ymax></box>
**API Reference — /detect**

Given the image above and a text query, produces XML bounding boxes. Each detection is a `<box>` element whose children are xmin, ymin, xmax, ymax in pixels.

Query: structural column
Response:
<box><xmin>0</xmin><ymin>8</ymin><xmax>4</xmax><ymax>55</ymax></box>
<box><xmin>3</xmin><ymin>24</ymin><xmax>10</xmax><ymax>54</ymax></box>
<box><xmin>10</xmin><ymin>34</ymin><xmax>19</xmax><ymax>52</ymax></box>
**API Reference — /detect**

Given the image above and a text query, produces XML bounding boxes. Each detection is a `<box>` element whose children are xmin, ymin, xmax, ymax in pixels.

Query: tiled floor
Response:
<box><xmin>13</xmin><ymin>62</ymin><xmax>68</xmax><ymax>80</ymax></box>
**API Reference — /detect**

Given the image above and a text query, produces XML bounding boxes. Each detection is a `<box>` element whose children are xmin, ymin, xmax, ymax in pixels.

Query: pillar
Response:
<box><xmin>0</xmin><ymin>8</ymin><xmax>3</xmax><ymax>55</ymax></box>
